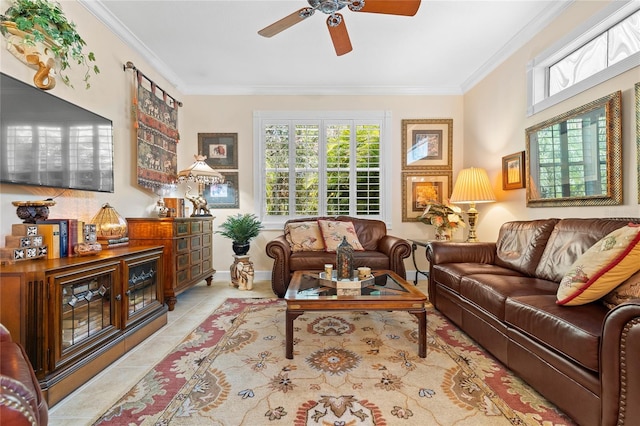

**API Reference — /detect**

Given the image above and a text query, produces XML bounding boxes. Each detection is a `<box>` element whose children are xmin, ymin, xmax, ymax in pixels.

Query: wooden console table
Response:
<box><xmin>127</xmin><ymin>217</ymin><xmax>215</xmax><ymax>310</ymax></box>
<box><xmin>0</xmin><ymin>246</ymin><xmax>167</xmax><ymax>406</ymax></box>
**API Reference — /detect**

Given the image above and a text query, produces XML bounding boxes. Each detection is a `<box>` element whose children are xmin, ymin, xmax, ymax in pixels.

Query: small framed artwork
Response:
<box><xmin>401</xmin><ymin>119</ymin><xmax>453</xmax><ymax>170</ymax></box>
<box><xmin>502</xmin><ymin>151</ymin><xmax>525</xmax><ymax>190</ymax></box>
<box><xmin>203</xmin><ymin>172</ymin><xmax>239</xmax><ymax>209</ymax></box>
<box><xmin>402</xmin><ymin>171</ymin><xmax>452</xmax><ymax>222</ymax></box>
<box><xmin>198</xmin><ymin>133</ymin><xmax>238</xmax><ymax>169</ymax></box>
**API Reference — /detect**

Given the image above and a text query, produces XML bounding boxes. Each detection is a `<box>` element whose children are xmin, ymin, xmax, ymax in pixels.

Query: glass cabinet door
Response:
<box><xmin>53</xmin><ymin>263</ymin><xmax>121</xmax><ymax>368</ymax></box>
<box><xmin>123</xmin><ymin>253</ymin><xmax>162</xmax><ymax>326</ymax></box>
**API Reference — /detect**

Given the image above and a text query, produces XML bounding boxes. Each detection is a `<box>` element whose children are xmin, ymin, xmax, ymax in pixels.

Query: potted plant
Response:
<box><xmin>0</xmin><ymin>0</ymin><xmax>99</xmax><ymax>89</ymax></box>
<box><xmin>216</xmin><ymin>213</ymin><xmax>264</xmax><ymax>255</ymax></box>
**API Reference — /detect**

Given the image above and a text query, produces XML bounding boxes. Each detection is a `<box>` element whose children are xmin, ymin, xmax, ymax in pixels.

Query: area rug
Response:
<box><xmin>94</xmin><ymin>298</ymin><xmax>574</xmax><ymax>425</ymax></box>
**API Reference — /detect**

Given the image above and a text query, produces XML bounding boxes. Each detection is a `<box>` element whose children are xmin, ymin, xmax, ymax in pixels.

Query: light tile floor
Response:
<box><xmin>48</xmin><ymin>280</ymin><xmax>276</xmax><ymax>426</ymax></box>
<box><xmin>49</xmin><ymin>278</ymin><xmax>429</xmax><ymax>425</ymax></box>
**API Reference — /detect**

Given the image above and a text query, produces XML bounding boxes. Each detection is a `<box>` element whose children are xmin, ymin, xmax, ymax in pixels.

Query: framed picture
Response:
<box><xmin>401</xmin><ymin>119</ymin><xmax>453</xmax><ymax>170</ymax></box>
<box><xmin>502</xmin><ymin>151</ymin><xmax>525</xmax><ymax>190</ymax></box>
<box><xmin>402</xmin><ymin>171</ymin><xmax>452</xmax><ymax>222</ymax></box>
<box><xmin>203</xmin><ymin>172</ymin><xmax>239</xmax><ymax>208</ymax></box>
<box><xmin>198</xmin><ymin>133</ymin><xmax>238</xmax><ymax>169</ymax></box>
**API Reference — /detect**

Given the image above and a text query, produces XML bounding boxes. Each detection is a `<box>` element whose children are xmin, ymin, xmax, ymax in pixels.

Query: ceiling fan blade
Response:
<box><xmin>352</xmin><ymin>0</ymin><xmax>421</xmax><ymax>16</ymax></box>
<box><xmin>258</xmin><ymin>8</ymin><xmax>314</xmax><ymax>38</ymax></box>
<box><xmin>327</xmin><ymin>14</ymin><xmax>353</xmax><ymax>56</ymax></box>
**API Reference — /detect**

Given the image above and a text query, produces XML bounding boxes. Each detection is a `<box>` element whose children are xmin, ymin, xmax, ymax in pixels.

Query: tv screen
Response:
<box><xmin>0</xmin><ymin>72</ymin><xmax>114</xmax><ymax>192</ymax></box>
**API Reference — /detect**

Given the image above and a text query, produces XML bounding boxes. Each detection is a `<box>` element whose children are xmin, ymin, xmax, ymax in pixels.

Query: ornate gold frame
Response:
<box><xmin>525</xmin><ymin>91</ymin><xmax>622</xmax><ymax>207</ymax></box>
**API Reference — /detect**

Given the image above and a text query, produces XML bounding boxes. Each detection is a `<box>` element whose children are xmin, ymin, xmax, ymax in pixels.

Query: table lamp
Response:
<box><xmin>177</xmin><ymin>155</ymin><xmax>224</xmax><ymax>216</ymax></box>
<box><xmin>449</xmin><ymin>167</ymin><xmax>496</xmax><ymax>242</ymax></box>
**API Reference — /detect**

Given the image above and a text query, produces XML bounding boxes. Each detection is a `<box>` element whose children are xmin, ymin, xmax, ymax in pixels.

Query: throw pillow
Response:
<box><xmin>557</xmin><ymin>224</ymin><xmax>640</xmax><ymax>306</ymax></box>
<box><xmin>317</xmin><ymin>220</ymin><xmax>365</xmax><ymax>252</ymax></box>
<box><xmin>602</xmin><ymin>269</ymin><xmax>640</xmax><ymax>309</ymax></box>
<box><xmin>284</xmin><ymin>221</ymin><xmax>325</xmax><ymax>252</ymax></box>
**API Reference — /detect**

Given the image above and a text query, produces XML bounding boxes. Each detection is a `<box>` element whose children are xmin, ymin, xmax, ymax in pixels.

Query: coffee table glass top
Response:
<box><xmin>293</xmin><ymin>271</ymin><xmax>410</xmax><ymax>298</ymax></box>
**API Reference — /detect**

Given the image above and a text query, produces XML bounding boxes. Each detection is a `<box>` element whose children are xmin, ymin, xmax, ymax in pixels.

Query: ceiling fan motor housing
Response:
<box><xmin>308</xmin><ymin>0</ymin><xmax>347</xmax><ymax>14</ymax></box>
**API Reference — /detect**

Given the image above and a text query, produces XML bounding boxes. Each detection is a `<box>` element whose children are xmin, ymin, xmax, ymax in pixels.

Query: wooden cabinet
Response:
<box><xmin>0</xmin><ymin>246</ymin><xmax>167</xmax><ymax>406</ymax></box>
<box><xmin>126</xmin><ymin>217</ymin><xmax>215</xmax><ymax>310</ymax></box>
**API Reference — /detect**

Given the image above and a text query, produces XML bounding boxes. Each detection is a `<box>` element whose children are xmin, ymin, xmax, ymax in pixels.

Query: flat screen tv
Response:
<box><xmin>0</xmin><ymin>72</ymin><xmax>114</xmax><ymax>192</ymax></box>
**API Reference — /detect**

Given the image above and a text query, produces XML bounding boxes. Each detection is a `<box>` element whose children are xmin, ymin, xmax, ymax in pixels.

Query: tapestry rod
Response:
<box><xmin>123</xmin><ymin>61</ymin><xmax>183</xmax><ymax>107</ymax></box>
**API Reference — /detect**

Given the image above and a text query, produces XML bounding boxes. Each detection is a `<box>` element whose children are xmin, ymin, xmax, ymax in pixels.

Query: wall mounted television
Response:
<box><xmin>0</xmin><ymin>72</ymin><xmax>114</xmax><ymax>193</ymax></box>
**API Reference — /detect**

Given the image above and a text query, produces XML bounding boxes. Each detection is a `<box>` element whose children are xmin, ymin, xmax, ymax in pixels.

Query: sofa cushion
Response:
<box><xmin>337</xmin><ymin>216</ymin><xmax>387</xmax><ymax>251</ymax></box>
<box><xmin>495</xmin><ymin>219</ymin><xmax>558</xmax><ymax>276</ymax></box>
<box><xmin>557</xmin><ymin>224</ymin><xmax>640</xmax><ymax>306</ymax></box>
<box><xmin>459</xmin><ymin>274</ymin><xmax>558</xmax><ymax>320</ymax></box>
<box><xmin>433</xmin><ymin>263</ymin><xmax>524</xmax><ymax>294</ymax></box>
<box><xmin>535</xmin><ymin>219</ymin><xmax>630</xmax><ymax>283</ymax></box>
<box><xmin>318</xmin><ymin>220</ymin><xmax>365</xmax><ymax>252</ymax></box>
<box><xmin>505</xmin><ymin>295</ymin><xmax>608</xmax><ymax>372</ymax></box>
<box><xmin>289</xmin><ymin>251</ymin><xmax>388</xmax><ymax>272</ymax></box>
<box><xmin>284</xmin><ymin>221</ymin><xmax>325</xmax><ymax>252</ymax></box>
<box><xmin>602</xmin><ymin>269</ymin><xmax>640</xmax><ymax>308</ymax></box>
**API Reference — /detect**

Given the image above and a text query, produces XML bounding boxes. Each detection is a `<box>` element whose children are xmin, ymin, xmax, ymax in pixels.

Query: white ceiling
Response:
<box><xmin>80</xmin><ymin>0</ymin><xmax>571</xmax><ymax>95</ymax></box>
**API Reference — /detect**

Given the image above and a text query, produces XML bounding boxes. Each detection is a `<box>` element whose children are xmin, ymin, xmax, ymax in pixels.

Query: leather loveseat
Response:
<box><xmin>266</xmin><ymin>216</ymin><xmax>411</xmax><ymax>297</ymax></box>
<box><xmin>0</xmin><ymin>324</ymin><xmax>48</xmax><ymax>425</ymax></box>
<box><xmin>426</xmin><ymin>218</ymin><xmax>640</xmax><ymax>426</ymax></box>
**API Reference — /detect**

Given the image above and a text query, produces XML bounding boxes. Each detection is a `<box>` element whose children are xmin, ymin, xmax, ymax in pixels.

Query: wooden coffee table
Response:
<box><xmin>284</xmin><ymin>270</ymin><xmax>427</xmax><ymax>359</ymax></box>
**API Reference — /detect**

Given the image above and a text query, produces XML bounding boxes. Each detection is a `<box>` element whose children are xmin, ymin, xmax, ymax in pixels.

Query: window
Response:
<box><xmin>254</xmin><ymin>111</ymin><xmax>391</xmax><ymax>228</ymax></box>
<box><xmin>528</xmin><ymin>1</ymin><xmax>639</xmax><ymax>115</ymax></box>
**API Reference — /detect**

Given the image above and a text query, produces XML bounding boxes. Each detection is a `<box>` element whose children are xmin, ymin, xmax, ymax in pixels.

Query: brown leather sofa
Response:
<box><xmin>0</xmin><ymin>324</ymin><xmax>48</xmax><ymax>425</ymax></box>
<box><xmin>266</xmin><ymin>216</ymin><xmax>411</xmax><ymax>297</ymax></box>
<box><xmin>426</xmin><ymin>218</ymin><xmax>640</xmax><ymax>426</ymax></box>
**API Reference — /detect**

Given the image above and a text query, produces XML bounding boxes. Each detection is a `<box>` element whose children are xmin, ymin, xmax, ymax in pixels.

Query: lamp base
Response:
<box><xmin>465</xmin><ymin>208</ymin><xmax>479</xmax><ymax>242</ymax></box>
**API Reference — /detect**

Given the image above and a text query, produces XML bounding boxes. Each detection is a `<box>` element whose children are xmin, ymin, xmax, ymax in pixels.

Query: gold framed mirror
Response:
<box><xmin>525</xmin><ymin>90</ymin><xmax>622</xmax><ymax>207</ymax></box>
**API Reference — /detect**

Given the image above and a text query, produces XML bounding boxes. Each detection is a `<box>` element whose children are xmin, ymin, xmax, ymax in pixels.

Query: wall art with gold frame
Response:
<box><xmin>401</xmin><ymin>119</ymin><xmax>452</xmax><ymax>170</ymax></box>
<box><xmin>401</xmin><ymin>171</ymin><xmax>452</xmax><ymax>222</ymax></box>
<box><xmin>525</xmin><ymin>90</ymin><xmax>622</xmax><ymax>207</ymax></box>
<box><xmin>502</xmin><ymin>151</ymin><xmax>526</xmax><ymax>190</ymax></box>
<box><xmin>198</xmin><ymin>133</ymin><xmax>238</xmax><ymax>169</ymax></box>
<box><xmin>203</xmin><ymin>171</ymin><xmax>239</xmax><ymax>209</ymax></box>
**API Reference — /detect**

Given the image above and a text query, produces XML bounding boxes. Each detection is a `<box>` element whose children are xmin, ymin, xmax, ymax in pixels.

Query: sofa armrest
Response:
<box><xmin>377</xmin><ymin>235</ymin><xmax>411</xmax><ymax>278</ymax></box>
<box><xmin>266</xmin><ymin>235</ymin><xmax>292</xmax><ymax>298</ymax></box>
<box><xmin>426</xmin><ymin>241</ymin><xmax>497</xmax><ymax>265</ymax></box>
<box><xmin>601</xmin><ymin>299</ymin><xmax>640</xmax><ymax>426</ymax></box>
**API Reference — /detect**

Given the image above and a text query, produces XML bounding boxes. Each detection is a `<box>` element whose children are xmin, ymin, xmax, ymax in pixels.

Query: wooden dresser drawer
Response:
<box><xmin>175</xmin><ymin>220</ymin><xmax>190</xmax><ymax>236</ymax></box>
<box><xmin>202</xmin><ymin>220</ymin><xmax>213</xmax><ymax>233</ymax></box>
<box><xmin>175</xmin><ymin>237</ymin><xmax>189</xmax><ymax>253</ymax></box>
<box><xmin>202</xmin><ymin>233</ymin><xmax>212</xmax><ymax>247</ymax></box>
<box><xmin>191</xmin><ymin>249</ymin><xmax>202</xmax><ymax>265</ymax></box>
<box><xmin>176</xmin><ymin>253</ymin><xmax>190</xmax><ymax>270</ymax></box>
<box><xmin>190</xmin><ymin>221</ymin><xmax>202</xmax><ymax>234</ymax></box>
<box><xmin>190</xmin><ymin>235</ymin><xmax>202</xmax><ymax>250</ymax></box>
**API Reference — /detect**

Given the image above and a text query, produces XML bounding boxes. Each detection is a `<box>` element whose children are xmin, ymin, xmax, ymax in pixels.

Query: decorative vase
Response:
<box><xmin>336</xmin><ymin>236</ymin><xmax>354</xmax><ymax>280</ymax></box>
<box><xmin>434</xmin><ymin>227</ymin><xmax>452</xmax><ymax>241</ymax></box>
<box><xmin>12</xmin><ymin>199</ymin><xmax>56</xmax><ymax>223</ymax></box>
<box><xmin>232</xmin><ymin>241</ymin><xmax>250</xmax><ymax>256</ymax></box>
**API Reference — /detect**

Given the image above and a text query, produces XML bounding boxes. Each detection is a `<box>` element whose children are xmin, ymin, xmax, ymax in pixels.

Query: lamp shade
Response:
<box><xmin>177</xmin><ymin>154</ymin><xmax>224</xmax><ymax>184</ymax></box>
<box><xmin>449</xmin><ymin>167</ymin><xmax>496</xmax><ymax>204</ymax></box>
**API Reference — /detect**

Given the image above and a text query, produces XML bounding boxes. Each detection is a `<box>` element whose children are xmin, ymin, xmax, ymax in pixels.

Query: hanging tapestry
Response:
<box><xmin>134</xmin><ymin>72</ymin><xmax>179</xmax><ymax>194</ymax></box>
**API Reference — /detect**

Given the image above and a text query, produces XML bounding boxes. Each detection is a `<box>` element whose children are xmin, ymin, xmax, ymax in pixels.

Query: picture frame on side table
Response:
<box><xmin>203</xmin><ymin>172</ymin><xmax>239</xmax><ymax>209</ymax></box>
<box><xmin>402</xmin><ymin>171</ymin><xmax>452</xmax><ymax>222</ymax></box>
<box><xmin>198</xmin><ymin>133</ymin><xmax>238</xmax><ymax>169</ymax></box>
<box><xmin>502</xmin><ymin>151</ymin><xmax>525</xmax><ymax>190</ymax></box>
<box><xmin>401</xmin><ymin>119</ymin><xmax>453</xmax><ymax>170</ymax></box>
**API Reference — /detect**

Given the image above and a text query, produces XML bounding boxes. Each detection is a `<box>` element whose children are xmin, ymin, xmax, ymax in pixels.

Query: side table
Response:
<box><xmin>231</xmin><ymin>254</ymin><xmax>254</xmax><ymax>290</ymax></box>
<box><xmin>409</xmin><ymin>239</ymin><xmax>430</xmax><ymax>285</ymax></box>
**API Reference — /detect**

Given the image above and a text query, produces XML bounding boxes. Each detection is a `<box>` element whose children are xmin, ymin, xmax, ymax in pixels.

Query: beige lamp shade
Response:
<box><xmin>177</xmin><ymin>154</ymin><xmax>224</xmax><ymax>184</ymax></box>
<box><xmin>449</xmin><ymin>167</ymin><xmax>496</xmax><ymax>204</ymax></box>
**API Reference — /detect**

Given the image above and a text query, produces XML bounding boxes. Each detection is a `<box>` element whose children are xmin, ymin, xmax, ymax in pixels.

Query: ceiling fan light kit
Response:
<box><xmin>258</xmin><ymin>0</ymin><xmax>421</xmax><ymax>56</ymax></box>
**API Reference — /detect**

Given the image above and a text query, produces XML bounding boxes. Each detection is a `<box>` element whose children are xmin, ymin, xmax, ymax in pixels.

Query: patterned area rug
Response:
<box><xmin>94</xmin><ymin>298</ymin><xmax>574</xmax><ymax>425</ymax></box>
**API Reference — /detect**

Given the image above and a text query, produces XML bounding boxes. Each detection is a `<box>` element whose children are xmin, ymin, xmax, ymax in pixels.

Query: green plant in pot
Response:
<box><xmin>0</xmin><ymin>0</ymin><xmax>100</xmax><ymax>89</ymax></box>
<box><xmin>216</xmin><ymin>213</ymin><xmax>264</xmax><ymax>256</ymax></box>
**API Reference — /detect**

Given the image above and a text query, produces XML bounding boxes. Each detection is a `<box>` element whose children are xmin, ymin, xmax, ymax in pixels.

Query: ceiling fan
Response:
<box><xmin>258</xmin><ymin>0</ymin><xmax>422</xmax><ymax>56</ymax></box>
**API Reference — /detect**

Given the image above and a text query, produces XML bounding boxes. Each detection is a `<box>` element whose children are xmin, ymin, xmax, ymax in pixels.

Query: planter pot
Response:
<box><xmin>434</xmin><ymin>227</ymin><xmax>452</xmax><ymax>241</ymax></box>
<box><xmin>1</xmin><ymin>21</ymin><xmax>58</xmax><ymax>89</ymax></box>
<box><xmin>232</xmin><ymin>241</ymin><xmax>250</xmax><ymax>256</ymax></box>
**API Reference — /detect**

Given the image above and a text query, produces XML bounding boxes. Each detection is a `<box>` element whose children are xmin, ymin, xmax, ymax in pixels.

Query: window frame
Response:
<box><xmin>527</xmin><ymin>0</ymin><xmax>639</xmax><ymax>116</ymax></box>
<box><xmin>253</xmin><ymin>110</ymin><xmax>392</xmax><ymax>230</ymax></box>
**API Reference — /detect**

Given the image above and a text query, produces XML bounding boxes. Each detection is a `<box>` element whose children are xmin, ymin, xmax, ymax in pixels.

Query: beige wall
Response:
<box><xmin>464</xmin><ymin>0</ymin><xmax>640</xmax><ymax>243</ymax></box>
<box><xmin>1</xmin><ymin>0</ymin><xmax>638</xmax><ymax>280</ymax></box>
